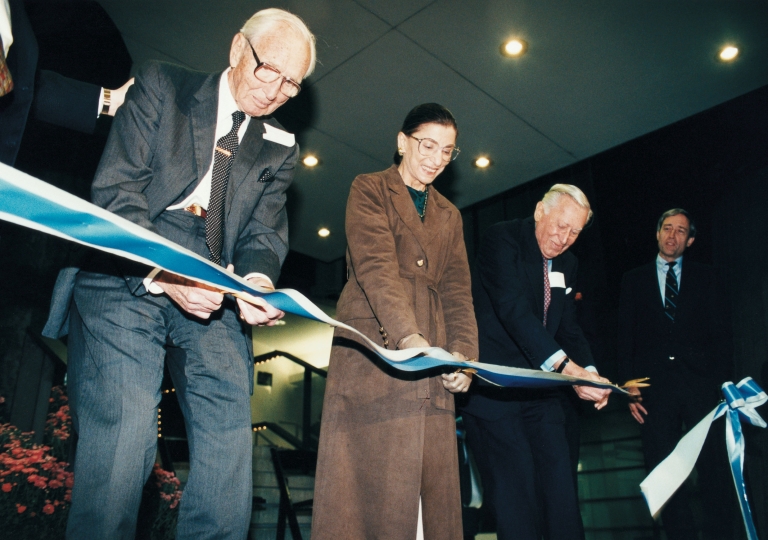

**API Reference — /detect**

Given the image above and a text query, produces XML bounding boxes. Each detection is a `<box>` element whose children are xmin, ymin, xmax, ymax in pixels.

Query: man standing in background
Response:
<box><xmin>618</xmin><ymin>208</ymin><xmax>735</xmax><ymax>539</ymax></box>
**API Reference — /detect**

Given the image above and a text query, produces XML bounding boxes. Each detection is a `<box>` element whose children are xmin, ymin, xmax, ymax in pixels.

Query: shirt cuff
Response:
<box><xmin>541</xmin><ymin>350</ymin><xmax>566</xmax><ymax>371</ymax></box>
<box><xmin>97</xmin><ymin>87</ymin><xmax>105</xmax><ymax>117</ymax></box>
<box><xmin>243</xmin><ymin>272</ymin><xmax>273</xmax><ymax>288</ymax></box>
<box><xmin>584</xmin><ymin>365</ymin><xmax>597</xmax><ymax>373</ymax></box>
<box><xmin>143</xmin><ymin>267</ymin><xmax>164</xmax><ymax>295</ymax></box>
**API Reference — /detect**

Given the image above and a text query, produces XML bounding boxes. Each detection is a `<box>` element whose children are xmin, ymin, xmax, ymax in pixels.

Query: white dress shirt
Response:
<box><xmin>0</xmin><ymin>0</ymin><xmax>12</xmax><ymax>57</ymax></box>
<box><xmin>145</xmin><ymin>69</ymin><xmax>272</xmax><ymax>293</ymax></box>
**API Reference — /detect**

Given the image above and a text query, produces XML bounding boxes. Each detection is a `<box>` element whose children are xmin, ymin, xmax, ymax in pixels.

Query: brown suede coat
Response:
<box><xmin>311</xmin><ymin>166</ymin><xmax>478</xmax><ymax>539</ymax></box>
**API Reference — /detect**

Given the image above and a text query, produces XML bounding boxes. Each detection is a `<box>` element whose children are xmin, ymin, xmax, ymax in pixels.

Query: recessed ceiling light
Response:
<box><xmin>501</xmin><ymin>39</ymin><xmax>527</xmax><ymax>57</ymax></box>
<box><xmin>303</xmin><ymin>155</ymin><xmax>319</xmax><ymax>167</ymax></box>
<box><xmin>474</xmin><ymin>157</ymin><xmax>491</xmax><ymax>168</ymax></box>
<box><xmin>318</xmin><ymin>227</ymin><xmax>330</xmax><ymax>238</ymax></box>
<box><xmin>718</xmin><ymin>45</ymin><xmax>739</xmax><ymax>62</ymax></box>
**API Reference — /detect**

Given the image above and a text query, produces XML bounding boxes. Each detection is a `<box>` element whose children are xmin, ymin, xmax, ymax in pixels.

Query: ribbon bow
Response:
<box><xmin>640</xmin><ymin>377</ymin><xmax>766</xmax><ymax>540</ymax></box>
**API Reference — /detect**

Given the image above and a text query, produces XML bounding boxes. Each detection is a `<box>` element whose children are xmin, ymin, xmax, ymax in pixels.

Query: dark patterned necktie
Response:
<box><xmin>206</xmin><ymin>110</ymin><xmax>246</xmax><ymax>264</ymax></box>
<box><xmin>664</xmin><ymin>261</ymin><xmax>678</xmax><ymax>322</ymax></box>
<box><xmin>543</xmin><ymin>257</ymin><xmax>551</xmax><ymax>327</ymax></box>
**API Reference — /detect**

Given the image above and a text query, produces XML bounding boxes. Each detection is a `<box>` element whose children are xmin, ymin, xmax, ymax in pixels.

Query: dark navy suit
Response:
<box><xmin>618</xmin><ymin>259</ymin><xmax>735</xmax><ymax>539</ymax></box>
<box><xmin>462</xmin><ymin>217</ymin><xmax>593</xmax><ymax>540</ymax></box>
<box><xmin>44</xmin><ymin>60</ymin><xmax>296</xmax><ymax>540</ymax></box>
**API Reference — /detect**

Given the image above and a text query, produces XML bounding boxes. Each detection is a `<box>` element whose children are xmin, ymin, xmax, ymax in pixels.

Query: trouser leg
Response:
<box><xmin>463</xmin><ymin>411</ymin><xmax>539</xmax><ymax>540</ymax></box>
<box><xmin>641</xmin><ymin>390</ymin><xmax>696</xmax><ymax>540</ymax></box>
<box><xmin>66</xmin><ymin>273</ymin><xmax>166</xmax><ymax>540</ymax></box>
<box><xmin>523</xmin><ymin>398</ymin><xmax>584</xmax><ymax>540</ymax></box>
<box><xmin>166</xmin><ymin>299</ymin><xmax>253</xmax><ymax>540</ymax></box>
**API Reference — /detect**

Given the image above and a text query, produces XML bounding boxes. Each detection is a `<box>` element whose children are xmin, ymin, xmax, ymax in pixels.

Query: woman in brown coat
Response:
<box><xmin>311</xmin><ymin>103</ymin><xmax>479</xmax><ymax>539</ymax></box>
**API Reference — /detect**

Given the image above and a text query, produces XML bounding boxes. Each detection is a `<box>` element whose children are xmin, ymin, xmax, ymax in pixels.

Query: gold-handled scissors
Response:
<box><xmin>621</xmin><ymin>377</ymin><xmax>651</xmax><ymax>389</ymax></box>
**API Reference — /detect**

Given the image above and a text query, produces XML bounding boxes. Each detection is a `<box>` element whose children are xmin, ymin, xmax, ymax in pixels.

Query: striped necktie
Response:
<box><xmin>205</xmin><ymin>110</ymin><xmax>246</xmax><ymax>264</ymax></box>
<box><xmin>664</xmin><ymin>261</ymin><xmax>678</xmax><ymax>322</ymax></box>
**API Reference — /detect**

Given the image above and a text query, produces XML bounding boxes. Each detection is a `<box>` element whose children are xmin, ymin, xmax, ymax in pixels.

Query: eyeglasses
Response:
<box><xmin>410</xmin><ymin>136</ymin><xmax>460</xmax><ymax>162</ymax></box>
<box><xmin>247</xmin><ymin>41</ymin><xmax>302</xmax><ymax>98</ymax></box>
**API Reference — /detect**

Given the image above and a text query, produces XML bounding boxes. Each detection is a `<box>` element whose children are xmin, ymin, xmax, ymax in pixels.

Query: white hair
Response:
<box><xmin>241</xmin><ymin>8</ymin><xmax>317</xmax><ymax>78</ymax></box>
<box><xmin>541</xmin><ymin>184</ymin><xmax>593</xmax><ymax>222</ymax></box>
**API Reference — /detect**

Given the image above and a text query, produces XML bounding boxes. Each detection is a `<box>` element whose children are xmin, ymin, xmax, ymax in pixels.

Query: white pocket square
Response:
<box><xmin>566</xmin><ymin>287</ymin><xmax>572</xmax><ymax>295</ymax></box>
<box><xmin>263</xmin><ymin>124</ymin><xmax>296</xmax><ymax>147</ymax></box>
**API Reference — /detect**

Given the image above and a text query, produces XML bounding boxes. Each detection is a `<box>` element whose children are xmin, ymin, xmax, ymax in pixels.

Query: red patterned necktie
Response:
<box><xmin>0</xmin><ymin>36</ymin><xmax>12</xmax><ymax>97</ymax></box>
<box><xmin>543</xmin><ymin>257</ymin><xmax>551</xmax><ymax>327</ymax></box>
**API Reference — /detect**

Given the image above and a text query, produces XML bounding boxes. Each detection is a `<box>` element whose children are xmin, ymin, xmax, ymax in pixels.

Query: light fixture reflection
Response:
<box><xmin>318</xmin><ymin>227</ymin><xmax>330</xmax><ymax>238</ymax></box>
<box><xmin>718</xmin><ymin>45</ymin><xmax>739</xmax><ymax>62</ymax></box>
<box><xmin>474</xmin><ymin>157</ymin><xmax>491</xmax><ymax>168</ymax></box>
<box><xmin>303</xmin><ymin>155</ymin><xmax>319</xmax><ymax>167</ymax></box>
<box><xmin>501</xmin><ymin>39</ymin><xmax>528</xmax><ymax>57</ymax></box>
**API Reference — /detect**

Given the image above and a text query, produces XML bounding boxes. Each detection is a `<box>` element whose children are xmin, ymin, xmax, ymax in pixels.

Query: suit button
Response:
<box><xmin>416</xmin><ymin>259</ymin><xmax>424</xmax><ymax>267</ymax></box>
<box><xmin>669</xmin><ymin>356</ymin><xmax>675</xmax><ymax>360</ymax></box>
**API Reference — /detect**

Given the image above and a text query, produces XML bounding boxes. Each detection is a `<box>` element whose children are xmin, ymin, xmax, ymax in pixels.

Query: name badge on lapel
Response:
<box><xmin>549</xmin><ymin>272</ymin><xmax>566</xmax><ymax>289</ymax></box>
<box><xmin>262</xmin><ymin>124</ymin><xmax>295</xmax><ymax>147</ymax></box>
<box><xmin>258</xmin><ymin>168</ymin><xmax>274</xmax><ymax>183</ymax></box>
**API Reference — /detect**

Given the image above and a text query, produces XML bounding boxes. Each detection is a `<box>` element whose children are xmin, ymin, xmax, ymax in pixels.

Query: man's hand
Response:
<box><xmin>627</xmin><ymin>386</ymin><xmax>648</xmax><ymax>424</ymax></box>
<box><xmin>106</xmin><ymin>78</ymin><xmax>135</xmax><ymax>116</ymax></box>
<box><xmin>230</xmin><ymin>266</ymin><xmax>285</xmax><ymax>326</ymax></box>
<box><xmin>559</xmin><ymin>360</ymin><xmax>612</xmax><ymax>410</ymax></box>
<box><xmin>154</xmin><ymin>271</ymin><xmax>224</xmax><ymax>319</ymax></box>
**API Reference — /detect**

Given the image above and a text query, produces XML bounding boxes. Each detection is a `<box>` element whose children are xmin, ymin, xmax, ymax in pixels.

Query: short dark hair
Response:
<box><xmin>393</xmin><ymin>103</ymin><xmax>458</xmax><ymax>164</ymax></box>
<box><xmin>657</xmin><ymin>208</ymin><xmax>696</xmax><ymax>238</ymax></box>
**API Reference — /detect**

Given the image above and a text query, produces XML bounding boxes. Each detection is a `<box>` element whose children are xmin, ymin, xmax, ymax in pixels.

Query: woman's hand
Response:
<box><xmin>443</xmin><ymin>350</ymin><xmax>474</xmax><ymax>392</ymax></box>
<box><xmin>441</xmin><ymin>371</ymin><xmax>472</xmax><ymax>393</ymax></box>
<box><xmin>397</xmin><ymin>333</ymin><xmax>430</xmax><ymax>350</ymax></box>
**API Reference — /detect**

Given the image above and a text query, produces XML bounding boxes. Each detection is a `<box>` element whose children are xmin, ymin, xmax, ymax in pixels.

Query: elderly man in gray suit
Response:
<box><xmin>42</xmin><ymin>8</ymin><xmax>315</xmax><ymax>540</ymax></box>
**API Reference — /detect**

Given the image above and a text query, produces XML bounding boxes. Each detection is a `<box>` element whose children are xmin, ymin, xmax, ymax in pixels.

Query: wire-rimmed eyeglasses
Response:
<box><xmin>247</xmin><ymin>41</ymin><xmax>302</xmax><ymax>98</ymax></box>
<box><xmin>410</xmin><ymin>136</ymin><xmax>460</xmax><ymax>162</ymax></box>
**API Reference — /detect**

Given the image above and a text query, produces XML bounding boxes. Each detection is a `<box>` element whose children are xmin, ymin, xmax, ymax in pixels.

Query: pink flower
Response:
<box><xmin>43</xmin><ymin>504</ymin><xmax>55</xmax><ymax>515</ymax></box>
<box><xmin>16</xmin><ymin>504</ymin><xmax>26</xmax><ymax>513</ymax></box>
<box><xmin>1</xmin><ymin>483</ymin><xmax>11</xmax><ymax>492</ymax></box>
<box><xmin>48</xmin><ymin>479</ymin><xmax>63</xmax><ymax>489</ymax></box>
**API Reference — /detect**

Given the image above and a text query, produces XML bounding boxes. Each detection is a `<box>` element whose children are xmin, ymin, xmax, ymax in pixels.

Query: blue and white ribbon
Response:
<box><xmin>640</xmin><ymin>377</ymin><xmax>766</xmax><ymax>539</ymax></box>
<box><xmin>0</xmin><ymin>162</ymin><xmax>625</xmax><ymax>392</ymax></box>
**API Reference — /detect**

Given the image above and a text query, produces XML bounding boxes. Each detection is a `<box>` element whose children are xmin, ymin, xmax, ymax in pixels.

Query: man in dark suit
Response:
<box><xmin>462</xmin><ymin>184</ymin><xmax>612</xmax><ymax>540</ymax></box>
<box><xmin>42</xmin><ymin>8</ymin><xmax>316</xmax><ymax>539</ymax></box>
<box><xmin>618</xmin><ymin>209</ymin><xmax>735</xmax><ymax>540</ymax></box>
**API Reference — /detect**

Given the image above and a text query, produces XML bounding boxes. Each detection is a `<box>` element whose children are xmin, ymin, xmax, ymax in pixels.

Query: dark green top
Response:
<box><xmin>406</xmin><ymin>185</ymin><xmax>427</xmax><ymax>221</ymax></box>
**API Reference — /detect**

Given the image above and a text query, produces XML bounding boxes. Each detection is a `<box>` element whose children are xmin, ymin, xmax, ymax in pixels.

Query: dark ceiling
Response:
<box><xmin>95</xmin><ymin>0</ymin><xmax>768</xmax><ymax>261</ymax></box>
